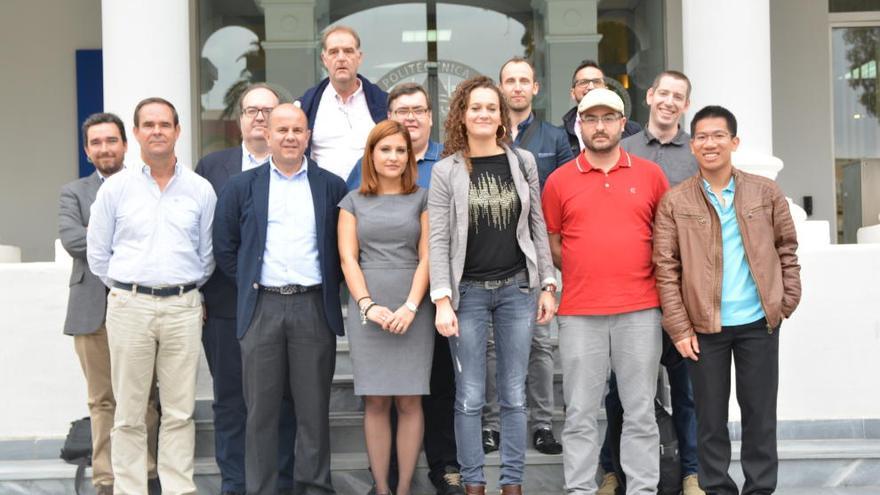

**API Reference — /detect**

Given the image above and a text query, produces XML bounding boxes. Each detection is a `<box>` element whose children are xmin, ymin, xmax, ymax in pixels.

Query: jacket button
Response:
<box><xmin>253</xmin><ymin>283</ymin><xmax>259</xmax><ymax>290</ymax></box>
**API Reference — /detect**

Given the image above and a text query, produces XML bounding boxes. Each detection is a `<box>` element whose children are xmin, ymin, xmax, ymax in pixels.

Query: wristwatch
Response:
<box><xmin>542</xmin><ymin>284</ymin><xmax>557</xmax><ymax>293</ymax></box>
<box><xmin>404</xmin><ymin>301</ymin><xmax>418</xmax><ymax>313</ymax></box>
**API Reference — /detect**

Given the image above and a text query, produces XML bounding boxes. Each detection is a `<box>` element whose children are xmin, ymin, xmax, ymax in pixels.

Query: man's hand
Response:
<box><xmin>675</xmin><ymin>335</ymin><xmax>700</xmax><ymax>361</ymax></box>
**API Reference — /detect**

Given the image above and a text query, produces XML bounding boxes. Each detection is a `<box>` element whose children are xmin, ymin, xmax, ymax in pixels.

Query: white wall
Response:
<box><xmin>0</xmin><ymin>0</ymin><xmax>102</xmax><ymax>261</ymax></box>
<box><xmin>770</xmin><ymin>0</ymin><xmax>837</xmax><ymax>232</ymax></box>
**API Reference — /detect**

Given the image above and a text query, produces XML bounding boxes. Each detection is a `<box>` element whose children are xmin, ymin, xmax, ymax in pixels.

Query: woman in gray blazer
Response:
<box><xmin>427</xmin><ymin>75</ymin><xmax>557</xmax><ymax>495</ymax></box>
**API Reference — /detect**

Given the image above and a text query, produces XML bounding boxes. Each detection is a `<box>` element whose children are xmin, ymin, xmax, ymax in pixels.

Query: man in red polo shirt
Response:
<box><xmin>542</xmin><ymin>88</ymin><xmax>669</xmax><ymax>494</ymax></box>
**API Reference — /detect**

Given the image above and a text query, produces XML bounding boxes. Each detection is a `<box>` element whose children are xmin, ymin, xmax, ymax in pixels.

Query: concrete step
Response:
<box><xmin>2</xmin><ymin>440</ymin><xmax>879</xmax><ymax>494</ymax></box>
<box><xmin>194</xmin><ymin>408</ymin><xmax>576</xmax><ymax>457</ymax></box>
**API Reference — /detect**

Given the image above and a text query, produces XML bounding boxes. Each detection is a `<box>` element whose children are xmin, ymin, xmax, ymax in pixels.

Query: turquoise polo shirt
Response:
<box><xmin>703</xmin><ymin>177</ymin><xmax>765</xmax><ymax>326</ymax></box>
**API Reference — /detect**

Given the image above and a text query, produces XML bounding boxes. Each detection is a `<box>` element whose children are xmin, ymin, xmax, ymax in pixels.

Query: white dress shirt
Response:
<box><xmin>87</xmin><ymin>163</ymin><xmax>217</xmax><ymax>287</ymax></box>
<box><xmin>260</xmin><ymin>157</ymin><xmax>322</xmax><ymax>286</ymax></box>
<box><xmin>309</xmin><ymin>81</ymin><xmax>376</xmax><ymax>180</ymax></box>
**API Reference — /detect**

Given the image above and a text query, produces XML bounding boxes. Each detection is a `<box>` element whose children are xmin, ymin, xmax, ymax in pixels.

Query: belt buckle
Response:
<box><xmin>280</xmin><ymin>285</ymin><xmax>295</xmax><ymax>296</ymax></box>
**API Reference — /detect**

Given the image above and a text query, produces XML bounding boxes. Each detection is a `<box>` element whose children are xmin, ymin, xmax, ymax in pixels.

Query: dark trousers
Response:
<box><xmin>599</xmin><ymin>334</ymin><xmax>699</xmax><ymax>476</ymax></box>
<box><xmin>241</xmin><ymin>291</ymin><xmax>336</xmax><ymax>495</ymax></box>
<box><xmin>202</xmin><ymin>315</ymin><xmax>297</xmax><ymax>493</ymax></box>
<box><xmin>423</xmin><ymin>330</ymin><xmax>459</xmax><ymax>485</ymax></box>
<box><xmin>688</xmin><ymin>318</ymin><xmax>779</xmax><ymax>495</ymax></box>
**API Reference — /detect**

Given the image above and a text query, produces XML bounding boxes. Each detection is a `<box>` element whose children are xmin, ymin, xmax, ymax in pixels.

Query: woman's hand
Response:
<box><xmin>384</xmin><ymin>305</ymin><xmax>416</xmax><ymax>334</ymax></box>
<box><xmin>434</xmin><ymin>297</ymin><xmax>459</xmax><ymax>337</ymax></box>
<box><xmin>366</xmin><ymin>304</ymin><xmax>394</xmax><ymax>328</ymax></box>
<box><xmin>536</xmin><ymin>291</ymin><xmax>557</xmax><ymax>325</ymax></box>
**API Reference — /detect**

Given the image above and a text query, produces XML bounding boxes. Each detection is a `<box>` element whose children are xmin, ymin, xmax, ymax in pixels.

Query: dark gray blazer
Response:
<box><xmin>427</xmin><ymin>145</ymin><xmax>557</xmax><ymax>310</ymax></box>
<box><xmin>59</xmin><ymin>172</ymin><xmax>106</xmax><ymax>335</ymax></box>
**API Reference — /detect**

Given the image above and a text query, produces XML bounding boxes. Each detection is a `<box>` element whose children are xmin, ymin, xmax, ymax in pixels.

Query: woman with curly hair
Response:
<box><xmin>427</xmin><ymin>75</ymin><xmax>558</xmax><ymax>494</ymax></box>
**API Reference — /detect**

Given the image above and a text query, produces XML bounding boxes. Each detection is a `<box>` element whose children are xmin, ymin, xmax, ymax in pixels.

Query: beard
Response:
<box><xmin>584</xmin><ymin>132</ymin><xmax>621</xmax><ymax>153</ymax></box>
<box><xmin>93</xmin><ymin>156</ymin><xmax>125</xmax><ymax>176</ymax></box>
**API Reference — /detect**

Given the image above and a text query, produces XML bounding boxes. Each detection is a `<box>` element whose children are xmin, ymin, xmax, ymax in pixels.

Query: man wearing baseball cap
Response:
<box><xmin>542</xmin><ymin>88</ymin><xmax>670</xmax><ymax>494</ymax></box>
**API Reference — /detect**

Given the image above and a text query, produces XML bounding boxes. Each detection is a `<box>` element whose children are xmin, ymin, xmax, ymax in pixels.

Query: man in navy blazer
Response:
<box><xmin>213</xmin><ymin>104</ymin><xmax>346</xmax><ymax>495</ymax></box>
<box><xmin>195</xmin><ymin>83</ymin><xmax>296</xmax><ymax>495</ymax></box>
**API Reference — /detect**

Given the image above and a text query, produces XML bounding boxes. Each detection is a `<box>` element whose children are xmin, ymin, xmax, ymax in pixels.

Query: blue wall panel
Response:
<box><xmin>76</xmin><ymin>49</ymin><xmax>103</xmax><ymax>178</ymax></box>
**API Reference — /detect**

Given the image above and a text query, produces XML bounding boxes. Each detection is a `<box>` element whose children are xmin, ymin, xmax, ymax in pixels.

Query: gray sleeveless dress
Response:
<box><xmin>339</xmin><ymin>188</ymin><xmax>435</xmax><ymax>395</ymax></box>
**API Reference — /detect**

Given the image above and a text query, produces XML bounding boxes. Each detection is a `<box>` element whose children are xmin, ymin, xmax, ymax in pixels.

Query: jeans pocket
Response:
<box><xmin>515</xmin><ymin>270</ymin><xmax>531</xmax><ymax>295</ymax></box>
<box><xmin>458</xmin><ymin>280</ymin><xmax>472</xmax><ymax>298</ymax></box>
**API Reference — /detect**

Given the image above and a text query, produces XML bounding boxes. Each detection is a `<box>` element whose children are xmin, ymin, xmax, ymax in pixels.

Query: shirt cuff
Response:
<box><xmin>541</xmin><ymin>277</ymin><xmax>558</xmax><ymax>288</ymax></box>
<box><xmin>430</xmin><ymin>288</ymin><xmax>452</xmax><ymax>303</ymax></box>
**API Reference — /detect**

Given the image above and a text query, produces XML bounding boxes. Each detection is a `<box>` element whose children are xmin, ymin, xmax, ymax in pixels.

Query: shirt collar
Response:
<box><xmin>516</xmin><ymin>113</ymin><xmax>535</xmax><ymax>134</ymax></box>
<box><xmin>575</xmin><ymin>149</ymin><xmax>632</xmax><ymax>174</ymax></box>
<box><xmin>327</xmin><ymin>78</ymin><xmax>363</xmax><ymax>105</ymax></box>
<box><xmin>421</xmin><ymin>140</ymin><xmax>442</xmax><ymax>162</ymax></box>
<box><xmin>701</xmin><ymin>176</ymin><xmax>735</xmax><ymax>195</ymax></box>
<box><xmin>242</xmin><ymin>141</ymin><xmax>269</xmax><ymax>166</ymax></box>
<box><xmin>140</xmin><ymin>161</ymin><xmax>181</xmax><ymax>177</ymax></box>
<box><xmin>269</xmin><ymin>156</ymin><xmax>308</xmax><ymax>178</ymax></box>
<box><xmin>643</xmin><ymin>126</ymin><xmax>690</xmax><ymax>146</ymax></box>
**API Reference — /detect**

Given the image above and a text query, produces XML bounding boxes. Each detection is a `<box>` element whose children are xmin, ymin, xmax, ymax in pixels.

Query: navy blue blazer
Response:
<box><xmin>212</xmin><ymin>159</ymin><xmax>348</xmax><ymax>338</ymax></box>
<box><xmin>195</xmin><ymin>146</ymin><xmax>247</xmax><ymax>319</ymax></box>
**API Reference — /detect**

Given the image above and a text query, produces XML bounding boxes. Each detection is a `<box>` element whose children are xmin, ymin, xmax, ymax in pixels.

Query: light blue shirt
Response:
<box><xmin>241</xmin><ymin>141</ymin><xmax>268</xmax><ymax>172</ymax></box>
<box><xmin>87</xmin><ymin>163</ymin><xmax>216</xmax><ymax>287</ymax></box>
<box><xmin>260</xmin><ymin>157</ymin><xmax>322</xmax><ymax>286</ymax></box>
<box><xmin>703</xmin><ymin>177</ymin><xmax>765</xmax><ymax>326</ymax></box>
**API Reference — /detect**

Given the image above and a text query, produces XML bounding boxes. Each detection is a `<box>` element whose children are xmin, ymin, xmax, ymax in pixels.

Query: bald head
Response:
<box><xmin>266</xmin><ymin>103</ymin><xmax>311</xmax><ymax>170</ymax></box>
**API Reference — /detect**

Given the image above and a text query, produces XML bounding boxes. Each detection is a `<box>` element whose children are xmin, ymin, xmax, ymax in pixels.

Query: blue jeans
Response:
<box><xmin>449</xmin><ymin>271</ymin><xmax>536</xmax><ymax>486</ymax></box>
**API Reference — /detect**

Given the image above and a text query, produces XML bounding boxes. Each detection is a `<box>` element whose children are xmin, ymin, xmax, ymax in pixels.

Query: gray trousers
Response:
<box><xmin>558</xmin><ymin>309</ymin><xmax>662</xmax><ymax>494</ymax></box>
<box><xmin>241</xmin><ymin>290</ymin><xmax>337</xmax><ymax>495</ymax></box>
<box><xmin>484</xmin><ymin>320</ymin><xmax>555</xmax><ymax>433</ymax></box>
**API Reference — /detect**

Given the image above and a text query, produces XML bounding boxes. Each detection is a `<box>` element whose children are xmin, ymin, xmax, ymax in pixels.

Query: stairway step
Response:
<box><xmin>3</xmin><ymin>440</ymin><xmax>880</xmax><ymax>494</ymax></box>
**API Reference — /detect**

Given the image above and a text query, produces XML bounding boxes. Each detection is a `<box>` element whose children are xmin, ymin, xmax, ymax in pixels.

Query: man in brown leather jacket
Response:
<box><xmin>653</xmin><ymin>105</ymin><xmax>801</xmax><ymax>495</ymax></box>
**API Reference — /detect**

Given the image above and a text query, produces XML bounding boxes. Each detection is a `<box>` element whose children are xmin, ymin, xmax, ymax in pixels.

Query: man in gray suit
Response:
<box><xmin>59</xmin><ymin>112</ymin><xmax>160</xmax><ymax>495</ymax></box>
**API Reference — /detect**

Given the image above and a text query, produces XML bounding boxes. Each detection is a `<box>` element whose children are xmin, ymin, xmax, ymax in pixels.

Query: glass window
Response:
<box><xmin>832</xmin><ymin>26</ymin><xmax>880</xmax><ymax>242</ymax></box>
<box><xmin>196</xmin><ymin>0</ymin><xmax>664</xmax><ymax>156</ymax></box>
<box><xmin>830</xmin><ymin>0</ymin><xmax>880</xmax><ymax>13</ymax></box>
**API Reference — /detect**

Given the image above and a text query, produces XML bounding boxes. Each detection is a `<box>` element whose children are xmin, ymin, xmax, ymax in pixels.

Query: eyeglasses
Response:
<box><xmin>573</xmin><ymin>78</ymin><xmax>606</xmax><ymax>89</ymax></box>
<box><xmin>392</xmin><ymin>107</ymin><xmax>429</xmax><ymax>118</ymax></box>
<box><xmin>242</xmin><ymin>106</ymin><xmax>274</xmax><ymax>118</ymax></box>
<box><xmin>692</xmin><ymin>131</ymin><xmax>732</xmax><ymax>145</ymax></box>
<box><xmin>581</xmin><ymin>114</ymin><xmax>621</xmax><ymax>126</ymax></box>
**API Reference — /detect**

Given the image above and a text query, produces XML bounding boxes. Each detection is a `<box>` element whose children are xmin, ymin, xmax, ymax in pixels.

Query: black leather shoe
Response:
<box><xmin>533</xmin><ymin>427</ymin><xmax>563</xmax><ymax>454</ymax></box>
<box><xmin>481</xmin><ymin>429</ymin><xmax>499</xmax><ymax>454</ymax></box>
<box><xmin>436</xmin><ymin>465</ymin><xmax>465</xmax><ymax>495</ymax></box>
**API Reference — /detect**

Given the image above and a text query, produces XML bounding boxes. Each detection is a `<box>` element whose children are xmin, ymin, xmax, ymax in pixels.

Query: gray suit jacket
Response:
<box><xmin>427</xmin><ymin>145</ymin><xmax>556</xmax><ymax>310</ymax></box>
<box><xmin>59</xmin><ymin>172</ymin><xmax>106</xmax><ymax>335</ymax></box>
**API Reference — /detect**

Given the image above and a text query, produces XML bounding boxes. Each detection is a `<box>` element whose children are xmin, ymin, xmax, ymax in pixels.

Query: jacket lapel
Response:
<box><xmin>505</xmin><ymin>145</ymin><xmax>531</xmax><ymax>222</ymax></box>
<box><xmin>307</xmin><ymin>160</ymin><xmax>326</xmax><ymax>263</ymax></box>
<box><xmin>225</xmin><ymin>147</ymin><xmax>243</xmax><ymax>178</ymax></box>
<box><xmin>253</xmin><ymin>165</ymin><xmax>270</xmax><ymax>250</ymax></box>
<box><xmin>452</xmin><ymin>154</ymin><xmax>469</xmax><ymax>243</ymax></box>
<box><xmin>84</xmin><ymin>172</ymin><xmax>102</xmax><ymax>224</ymax></box>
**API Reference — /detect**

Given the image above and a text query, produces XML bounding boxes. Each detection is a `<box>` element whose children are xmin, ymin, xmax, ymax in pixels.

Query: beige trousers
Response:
<box><xmin>74</xmin><ymin>324</ymin><xmax>160</xmax><ymax>487</ymax></box>
<box><xmin>106</xmin><ymin>287</ymin><xmax>202</xmax><ymax>495</ymax></box>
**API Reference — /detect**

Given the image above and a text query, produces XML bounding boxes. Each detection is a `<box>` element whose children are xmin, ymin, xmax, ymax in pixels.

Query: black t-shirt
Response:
<box><xmin>463</xmin><ymin>153</ymin><xmax>526</xmax><ymax>281</ymax></box>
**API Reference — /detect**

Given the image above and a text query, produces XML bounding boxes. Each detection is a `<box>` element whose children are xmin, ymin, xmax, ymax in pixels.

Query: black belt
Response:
<box><xmin>113</xmin><ymin>282</ymin><xmax>197</xmax><ymax>297</ymax></box>
<box><xmin>260</xmin><ymin>284</ymin><xmax>322</xmax><ymax>295</ymax></box>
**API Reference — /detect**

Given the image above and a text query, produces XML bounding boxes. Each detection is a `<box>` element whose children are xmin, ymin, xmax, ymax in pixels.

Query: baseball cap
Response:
<box><xmin>577</xmin><ymin>88</ymin><xmax>624</xmax><ymax>115</ymax></box>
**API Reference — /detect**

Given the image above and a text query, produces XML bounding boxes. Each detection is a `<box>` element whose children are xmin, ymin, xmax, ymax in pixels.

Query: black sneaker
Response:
<box><xmin>482</xmin><ymin>429</ymin><xmax>500</xmax><ymax>454</ymax></box>
<box><xmin>436</xmin><ymin>465</ymin><xmax>465</xmax><ymax>495</ymax></box>
<box><xmin>533</xmin><ymin>428</ymin><xmax>563</xmax><ymax>455</ymax></box>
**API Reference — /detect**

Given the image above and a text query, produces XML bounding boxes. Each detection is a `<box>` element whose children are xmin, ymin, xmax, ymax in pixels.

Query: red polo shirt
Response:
<box><xmin>542</xmin><ymin>149</ymin><xmax>669</xmax><ymax>315</ymax></box>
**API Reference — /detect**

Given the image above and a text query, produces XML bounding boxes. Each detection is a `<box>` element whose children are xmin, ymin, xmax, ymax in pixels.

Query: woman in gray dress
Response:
<box><xmin>338</xmin><ymin>120</ymin><xmax>434</xmax><ymax>495</ymax></box>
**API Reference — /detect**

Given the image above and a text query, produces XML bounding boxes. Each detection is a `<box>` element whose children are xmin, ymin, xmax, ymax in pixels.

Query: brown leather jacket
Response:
<box><xmin>653</xmin><ymin>168</ymin><xmax>801</xmax><ymax>341</ymax></box>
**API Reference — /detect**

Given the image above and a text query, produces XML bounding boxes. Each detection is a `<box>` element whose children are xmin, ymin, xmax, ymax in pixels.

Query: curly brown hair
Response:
<box><xmin>442</xmin><ymin>75</ymin><xmax>512</xmax><ymax>169</ymax></box>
